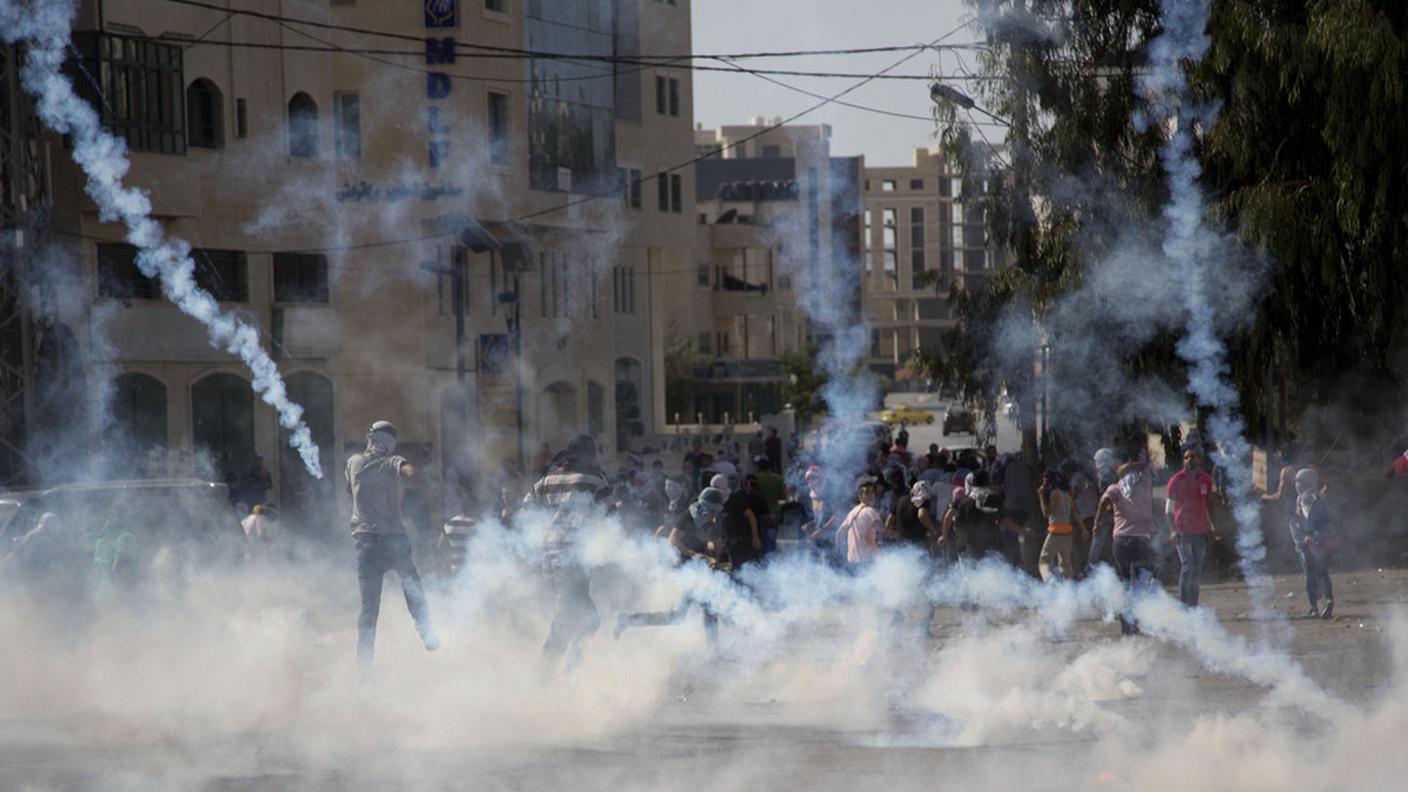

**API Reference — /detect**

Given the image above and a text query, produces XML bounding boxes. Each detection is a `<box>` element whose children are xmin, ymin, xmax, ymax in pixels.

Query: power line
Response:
<box><xmin>502</xmin><ymin>25</ymin><xmax>969</xmax><ymax>229</ymax></box>
<box><xmin>159</xmin><ymin>0</ymin><xmax>987</xmax><ymax>65</ymax></box>
<box><xmin>160</xmin><ymin>34</ymin><xmax>1000</xmax><ymax>83</ymax></box>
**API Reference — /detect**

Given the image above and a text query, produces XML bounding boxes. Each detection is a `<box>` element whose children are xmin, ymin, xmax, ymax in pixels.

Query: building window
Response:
<box><xmin>273</xmin><ymin>253</ymin><xmax>329</xmax><ymax>303</ymax></box>
<box><xmin>193</xmin><ymin>249</ymin><xmax>248</xmax><ymax>302</ymax></box>
<box><xmin>717</xmin><ymin>331</ymin><xmax>730</xmax><ymax>357</ymax></box>
<box><xmin>73</xmin><ymin>33</ymin><xmax>186</xmax><ymax>155</ymax></box>
<box><xmin>881</xmin><ymin>179</ymin><xmax>896</xmax><ymax>192</ymax></box>
<box><xmin>97</xmin><ymin>243</ymin><xmax>159</xmax><ymax>300</ymax></box>
<box><xmin>863</xmin><ymin>209</ymin><xmax>873</xmax><ymax>272</ymax></box>
<box><xmin>698</xmin><ymin>332</ymin><xmax>711</xmax><ymax>355</ymax></box>
<box><xmin>910</xmin><ymin>206</ymin><xmax>925</xmax><ymax>288</ymax></box>
<box><xmin>670</xmin><ymin>173</ymin><xmax>682</xmax><ymax>213</ymax></box>
<box><xmin>487</xmin><ymin>91</ymin><xmax>508</xmax><ymax>163</ymax></box>
<box><xmin>185</xmin><ymin>78</ymin><xmax>223</xmax><ymax>149</ymax></box>
<box><xmin>334</xmin><ymin>91</ymin><xmax>360</xmax><ymax>159</ymax></box>
<box><xmin>657</xmin><ymin>173</ymin><xmax>669</xmax><ymax>211</ymax></box>
<box><xmin>910</xmin><ymin>178</ymin><xmax>924</xmax><ymax>190</ymax></box>
<box><xmin>485</xmin><ymin>0</ymin><xmax>505</xmax><ymax>10</ymax></box>
<box><xmin>882</xmin><ymin>208</ymin><xmax>897</xmax><ymax>276</ymax></box>
<box><xmin>696</xmin><ymin>263</ymin><xmax>709</xmax><ymax>288</ymax></box>
<box><xmin>235</xmin><ymin>97</ymin><xmax>248</xmax><ymax>138</ymax></box>
<box><xmin>762</xmin><ymin>144</ymin><xmax>781</xmax><ymax>159</ymax></box>
<box><xmin>620</xmin><ymin>167</ymin><xmax>642</xmax><ymax>208</ymax></box>
<box><xmin>288</xmin><ymin>92</ymin><xmax>318</xmax><ymax>159</ymax></box>
<box><xmin>655</xmin><ymin>76</ymin><xmax>667</xmax><ymax>114</ymax></box>
<box><xmin>668</xmin><ymin>78</ymin><xmax>680</xmax><ymax>116</ymax></box>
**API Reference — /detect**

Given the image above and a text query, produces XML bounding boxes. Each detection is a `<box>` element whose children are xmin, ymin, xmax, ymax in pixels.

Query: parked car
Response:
<box><xmin>880</xmin><ymin>403</ymin><xmax>936</xmax><ymax>426</ymax></box>
<box><xmin>0</xmin><ymin>479</ymin><xmax>243</xmax><ymax>580</ymax></box>
<box><xmin>942</xmin><ymin>409</ymin><xmax>976</xmax><ymax>435</ymax></box>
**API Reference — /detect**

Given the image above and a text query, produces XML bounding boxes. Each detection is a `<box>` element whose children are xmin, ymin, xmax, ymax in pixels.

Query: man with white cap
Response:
<box><xmin>346</xmin><ymin>420</ymin><xmax>438</xmax><ymax>672</ymax></box>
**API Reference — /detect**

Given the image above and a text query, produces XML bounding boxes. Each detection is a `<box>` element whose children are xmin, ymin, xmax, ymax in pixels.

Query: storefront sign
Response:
<box><xmin>423</xmin><ymin>2</ymin><xmax>458</xmax><ymax>167</ymax></box>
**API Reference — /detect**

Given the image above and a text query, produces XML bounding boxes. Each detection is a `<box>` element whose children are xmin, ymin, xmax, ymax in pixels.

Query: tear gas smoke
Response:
<box><xmin>0</xmin><ymin>0</ymin><xmax>323</xmax><ymax>478</ymax></box>
<box><xmin>1135</xmin><ymin>0</ymin><xmax>1265</xmax><ymax>595</ymax></box>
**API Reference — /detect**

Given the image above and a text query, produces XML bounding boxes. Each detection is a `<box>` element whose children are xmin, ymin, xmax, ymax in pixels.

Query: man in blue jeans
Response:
<box><xmin>347</xmin><ymin>420</ymin><xmax>439</xmax><ymax>672</ymax></box>
<box><xmin>1165</xmin><ymin>446</ymin><xmax>1220</xmax><ymax>607</ymax></box>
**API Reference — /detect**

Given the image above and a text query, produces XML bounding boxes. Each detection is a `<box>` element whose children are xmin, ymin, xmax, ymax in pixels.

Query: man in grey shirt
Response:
<box><xmin>347</xmin><ymin>420</ymin><xmax>438</xmax><ymax>671</ymax></box>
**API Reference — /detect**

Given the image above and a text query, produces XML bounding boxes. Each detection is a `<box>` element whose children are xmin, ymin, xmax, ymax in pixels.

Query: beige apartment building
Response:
<box><xmin>665</xmin><ymin>122</ymin><xmax>862</xmax><ymax>423</ymax></box>
<box><xmin>861</xmin><ymin>146</ymin><xmax>1007</xmax><ymax>380</ymax></box>
<box><xmin>25</xmin><ymin>0</ymin><xmax>699</xmax><ymax>524</ymax></box>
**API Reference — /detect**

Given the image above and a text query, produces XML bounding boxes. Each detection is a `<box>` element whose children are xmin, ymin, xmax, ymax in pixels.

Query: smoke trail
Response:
<box><xmin>1135</xmin><ymin>0</ymin><xmax>1264</xmax><ymax>594</ymax></box>
<box><xmin>0</xmin><ymin>0</ymin><xmax>323</xmax><ymax>478</ymax></box>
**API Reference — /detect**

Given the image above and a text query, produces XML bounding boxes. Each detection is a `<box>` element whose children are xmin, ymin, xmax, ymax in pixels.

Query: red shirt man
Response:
<box><xmin>1391</xmin><ymin>451</ymin><xmax>1408</xmax><ymax>480</ymax></box>
<box><xmin>1166</xmin><ymin>461</ymin><xmax>1215</xmax><ymax>537</ymax></box>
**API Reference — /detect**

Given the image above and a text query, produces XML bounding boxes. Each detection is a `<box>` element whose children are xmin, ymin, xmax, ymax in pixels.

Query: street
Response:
<box><xmin>2</xmin><ymin>564</ymin><xmax>1405</xmax><ymax>792</ymax></box>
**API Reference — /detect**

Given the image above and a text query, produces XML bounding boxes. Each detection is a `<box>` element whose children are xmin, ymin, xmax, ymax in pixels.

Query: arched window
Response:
<box><xmin>186</xmin><ymin>79</ymin><xmax>223</xmax><ymax>149</ymax></box>
<box><xmin>614</xmin><ymin>357</ymin><xmax>644</xmax><ymax>450</ymax></box>
<box><xmin>108</xmin><ymin>372</ymin><xmax>168</xmax><ymax>463</ymax></box>
<box><xmin>539</xmin><ymin>381</ymin><xmax>578</xmax><ymax>452</ymax></box>
<box><xmin>192</xmin><ymin>373</ymin><xmax>254</xmax><ymax>486</ymax></box>
<box><xmin>288</xmin><ymin>93</ymin><xmax>319</xmax><ymax>159</ymax></box>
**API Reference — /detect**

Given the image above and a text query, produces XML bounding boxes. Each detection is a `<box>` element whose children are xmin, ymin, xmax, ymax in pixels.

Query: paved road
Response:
<box><xmin>3</xmin><ymin>565</ymin><xmax>1405</xmax><ymax>792</ymax></box>
<box><xmin>877</xmin><ymin>391</ymin><xmax>1023</xmax><ymax>454</ymax></box>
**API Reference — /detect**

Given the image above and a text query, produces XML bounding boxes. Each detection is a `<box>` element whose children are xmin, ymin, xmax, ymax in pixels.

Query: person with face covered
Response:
<box><xmin>1086</xmin><ymin>448</ymin><xmax>1120</xmax><ymax>573</ymax></box>
<box><xmin>526</xmin><ymin>434</ymin><xmax>615</xmax><ymax>669</ymax></box>
<box><xmin>615</xmin><ymin>487</ymin><xmax>726</xmax><ymax>644</ymax></box>
<box><xmin>715</xmin><ymin>470</ymin><xmax>763</xmax><ymax>568</ymax></box>
<box><xmin>1288</xmin><ymin>468</ymin><xmax>1337</xmax><ymax>619</ymax></box>
<box><xmin>346</xmin><ymin>420</ymin><xmax>439</xmax><ymax>671</ymax></box>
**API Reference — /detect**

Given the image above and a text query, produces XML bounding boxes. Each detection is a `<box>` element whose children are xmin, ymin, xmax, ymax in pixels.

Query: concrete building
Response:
<box><xmin>667</xmin><ymin>122</ymin><xmax>862</xmax><ymax>424</ymax></box>
<box><xmin>860</xmin><ymin>146</ymin><xmax>1008</xmax><ymax>380</ymax></box>
<box><xmin>22</xmin><ymin>0</ymin><xmax>699</xmax><ymax>524</ymax></box>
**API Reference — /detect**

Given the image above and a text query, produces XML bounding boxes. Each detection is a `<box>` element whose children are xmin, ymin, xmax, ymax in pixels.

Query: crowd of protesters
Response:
<box><xmin>471</xmin><ymin>417</ymin><xmax>1352</xmax><ymax>652</ymax></box>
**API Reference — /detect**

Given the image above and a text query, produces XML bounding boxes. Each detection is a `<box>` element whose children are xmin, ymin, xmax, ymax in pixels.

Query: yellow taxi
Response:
<box><xmin>879</xmin><ymin>403</ymin><xmax>934</xmax><ymax>425</ymax></box>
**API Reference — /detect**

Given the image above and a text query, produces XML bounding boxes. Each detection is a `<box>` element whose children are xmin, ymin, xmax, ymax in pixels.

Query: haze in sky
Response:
<box><xmin>690</xmin><ymin>0</ymin><xmax>982</xmax><ymax>166</ymax></box>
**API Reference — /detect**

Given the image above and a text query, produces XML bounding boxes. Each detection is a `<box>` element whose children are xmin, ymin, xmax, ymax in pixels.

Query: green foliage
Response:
<box><xmin>663</xmin><ymin>322</ymin><xmax>699</xmax><ymax>421</ymax></box>
<box><xmin>780</xmin><ymin>344</ymin><xmax>828</xmax><ymax>426</ymax></box>
<box><xmin>927</xmin><ymin>0</ymin><xmax>1408</xmax><ymax>447</ymax></box>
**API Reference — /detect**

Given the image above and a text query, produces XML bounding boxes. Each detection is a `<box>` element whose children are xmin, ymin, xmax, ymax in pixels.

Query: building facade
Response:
<box><xmin>860</xmin><ymin>146</ymin><xmax>1007</xmax><ymax>380</ymax></box>
<box><xmin>666</xmin><ymin>122</ymin><xmax>862</xmax><ymax>424</ymax></box>
<box><xmin>23</xmin><ymin>0</ymin><xmax>698</xmax><ymax>525</ymax></box>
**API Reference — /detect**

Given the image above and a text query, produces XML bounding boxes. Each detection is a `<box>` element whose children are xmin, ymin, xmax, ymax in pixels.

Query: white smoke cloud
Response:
<box><xmin>0</xmin><ymin>0</ymin><xmax>322</xmax><ymax>478</ymax></box>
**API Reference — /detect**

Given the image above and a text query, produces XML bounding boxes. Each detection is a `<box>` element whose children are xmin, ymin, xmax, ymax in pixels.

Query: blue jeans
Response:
<box><xmin>1176</xmin><ymin>534</ymin><xmax>1207</xmax><ymax>607</ymax></box>
<box><xmin>1113</xmin><ymin>535</ymin><xmax>1154</xmax><ymax>634</ymax></box>
<box><xmin>356</xmin><ymin>534</ymin><xmax>434</xmax><ymax>669</ymax></box>
<box><xmin>541</xmin><ymin>556</ymin><xmax>600</xmax><ymax>668</ymax></box>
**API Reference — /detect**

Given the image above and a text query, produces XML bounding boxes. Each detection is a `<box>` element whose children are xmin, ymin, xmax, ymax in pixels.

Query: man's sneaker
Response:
<box><xmin>1320</xmin><ymin>600</ymin><xmax>1334</xmax><ymax>620</ymax></box>
<box><xmin>1305</xmin><ymin>606</ymin><xmax>1320</xmax><ymax>619</ymax></box>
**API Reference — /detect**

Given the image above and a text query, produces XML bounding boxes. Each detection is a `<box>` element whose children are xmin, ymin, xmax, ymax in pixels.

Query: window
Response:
<box><xmin>881</xmin><ymin>180</ymin><xmax>896</xmax><ymax>192</ymax></box>
<box><xmin>487</xmin><ymin>91</ymin><xmax>508</xmax><ymax>163</ymax></box>
<box><xmin>73</xmin><ymin>33</ymin><xmax>185</xmax><ymax>155</ymax></box>
<box><xmin>185</xmin><ymin>79</ymin><xmax>222</xmax><ymax>149</ymax></box>
<box><xmin>670</xmin><ymin>173</ymin><xmax>682</xmax><ymax>213</ymax></box>
<box><xmin>273</xmin><ymin>253</ymin><xmax>329</xmax><ymax>303</ymax></box>
<box><xmin>882</xmin><ymin>208</ymin><xmax>897</xmax><ymax>275</ymax></box>
<box><xmin>235</xmin><ymin>97</ymin><xmax>247</xmax><ymax>138</ymax></box>
<box><xmin>917</xmin><ymin>298</ymin><xmax>947</xmax><ymax>320</ymax></box>
<box><xmin>658</xmin><ymin>172</ymin><xmax>669</xmax><ymax>211</ymax></box>
<box><xmin>910</xmin><ymin>179</ymin><xmax>924</xmax><ymax>190</ymax></box>
<box><xmin>762</xmin><ymin>144</ymin><xmax>781</xmax><ymax>159</ymax></box>
<box><xmin>668</xmin><ymin>78</ymin><xmax>679</xmax><ymax>116</ymax></box>
<box><xmin>778</xmin><ymin>274</ymin><xmax>792</xmax><ymax>290</ymax></box>
<box><xmin>698</xmin><ymin>332</ymin><xmax>711</xmax><ymax>354</ymax></box>
<box><xmin>485</xmin><ymin>0</ymin><xmax>505</xmax><ymax>10</ymax></box>
<box><xmin>619</xmin><ymin>168</ymin><xmax>642</xmax><ymax>208</ymax></box>
<box><xmin>288</xmin><ymin>93</ymin><xmax>318</xmax><ymax>159</ymax></box>
<box><xmin>910</xmin><ymin>206</ymin><xmax>926</xmax><ymax>288</ymax></box>
<box><xmin>192</xmin><ymin>249</ymin><xmax>248</xmax><ymax>302</ymax></box>
<box><xmin>655</xmin><ymin>76</ymin><xmax>667</xmax><ymax>114</ymax></box>
<box><xmin>863</xmin><ymin>209</ymin><xmax>873</xmax><ymax>272</ymax></box>
<box><xmin>97</xmin><ymin>243</ymin><xmax>159</xmax><ymax>300</ymax></box>
<box><xmin>696</xmin><ymin>263</ymin><xmax>709</xmax><ymax>288</ymax></box>
<box><xmin>334</xmin><ymin>91</ymin><xmax>360</xmax><ymax>159</ymax></box>
<box><xmin>716</xmin><ymin>331</ymin><xmax>730</xmax><ymax>357</ymax></box>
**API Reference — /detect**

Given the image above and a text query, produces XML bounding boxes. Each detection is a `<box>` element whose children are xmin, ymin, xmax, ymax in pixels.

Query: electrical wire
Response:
<box><xmin>159</xmin><ymin>0</ymin><xmax>987</xmax><ymax>63</ymax></box>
